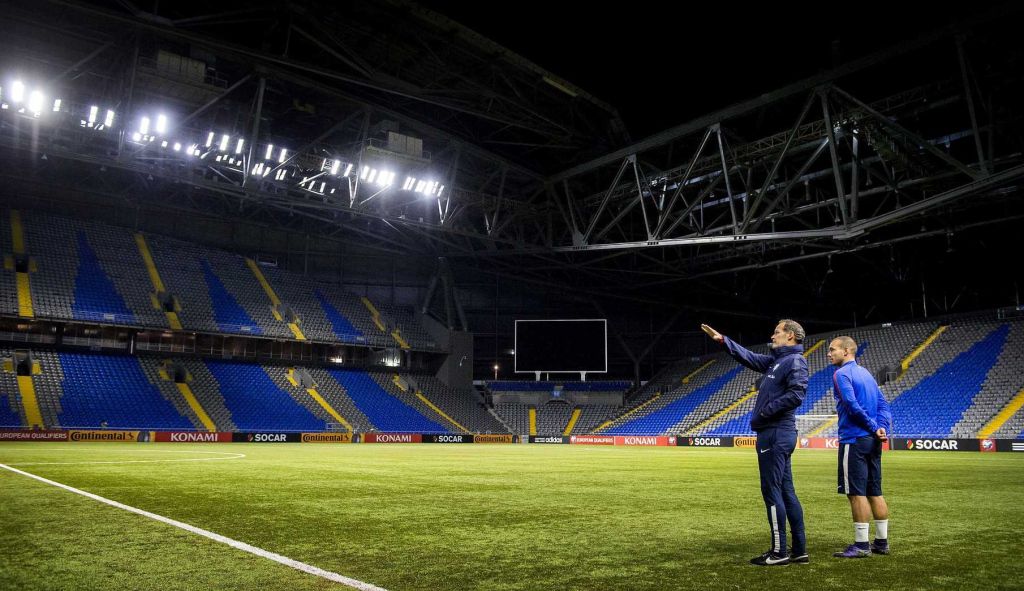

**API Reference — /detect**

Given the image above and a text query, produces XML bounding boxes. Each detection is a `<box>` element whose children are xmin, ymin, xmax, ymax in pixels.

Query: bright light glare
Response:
<box><xmin>206</xmin><ymin>132</ymin><xmax>215</xmax><ymax>148</ymax></box>
<box><xmin>278</xmin><ymin>148</ymin><xmax>287</xmax><ymax>163</ymax></box>
<box><xmin>88</xmin><ymin>106</ymin><xmax>98</xmax><ymax>124</ymax></box>
<box><xmin>235</xmin><ymin>138</ymin><xmax>244</xmax><ymax>154</ymax></box>
<box><xmin>11</xmin><ymin>81</ymin><xmax>24</xmax><ymax>103</ymax></box>
<box><xmin>27</xmin><ymin>91</ymin><xmax>44</xmax><ymax>114</ymax></box>
<box><xmin>52</xmin><ymin>98</ymin><xmax>61</xmax><ymax>112</ymax></box>
<box><xmin>219</xmin><ymin>134</ymin><xmax>229</xmax><ymax>151</ymax></box>
<box><xmin>155</xmin><ymin>114</ymin><xmax>167</xmax><ymax>134</ymax></box>
<box><xmin>104</xmin><ymin>110</ymin><xmax>115</xmax><ymax>127</ymax></box>
<box><xmin>265</xmin><ymin>144</ymin><xmax>273</xmax><ymax>160</ymax></box>
<box><xmin>331</xmin><ymin>160</ymin><xmax>340</xmax><ymax>175</ymax></box>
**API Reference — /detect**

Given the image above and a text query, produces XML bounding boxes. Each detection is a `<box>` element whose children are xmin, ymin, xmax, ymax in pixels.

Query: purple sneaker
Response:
<box><xmin>870</xmin><ymin>540</ymin><xmax>890</xmax><ymax>555</ymax></box>
<box><xmin>832</xmin><ymin>544</ymin><xmax>871</xmax><ymax>558</ymax></box>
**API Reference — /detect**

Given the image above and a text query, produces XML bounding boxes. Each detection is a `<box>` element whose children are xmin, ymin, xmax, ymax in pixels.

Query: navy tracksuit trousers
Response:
<box><xmin>756</xmin><ymin>427</ymin><xmax>806</xmax><ymax>556</ymax></box>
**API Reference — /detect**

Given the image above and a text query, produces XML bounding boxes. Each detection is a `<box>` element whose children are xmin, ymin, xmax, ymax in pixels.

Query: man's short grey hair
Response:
<box><xmin>778</xmin><ymin>319</ymin><xmax>806</xmax><ymax>343</ymax></box>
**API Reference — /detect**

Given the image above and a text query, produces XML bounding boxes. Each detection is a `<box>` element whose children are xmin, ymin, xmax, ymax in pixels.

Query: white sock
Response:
<box><xmin>854</xmin><ymin>522</ymin><xmax>870</xmax><ymax>543</ymax></box>
<box><xmin>874</xmin><ymin>519</ymin><xmax>889</xmax><ymax>540</ymax></box>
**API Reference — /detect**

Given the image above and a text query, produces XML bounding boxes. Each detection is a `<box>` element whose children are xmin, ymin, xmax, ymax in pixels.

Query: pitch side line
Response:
<box><xmin>0</xmin><ymin>463</ymin><xmax>389</xmax><ymax>591</ymax></box>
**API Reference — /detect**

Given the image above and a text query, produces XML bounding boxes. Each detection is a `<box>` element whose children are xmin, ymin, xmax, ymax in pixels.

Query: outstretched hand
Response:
<box><xmin>701</xmin><ymin>324</ymin><xmax>724</xmax><ymax>343</ymax></box>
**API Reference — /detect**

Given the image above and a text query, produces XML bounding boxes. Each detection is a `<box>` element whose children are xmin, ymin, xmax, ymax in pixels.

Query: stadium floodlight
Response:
<box><xmin>343</xmin><ymin>163</ymin><xmax>353</xmax><ymax>177</ymax></box>
<box><xmin>160</xmin><ymin>140</ymin><xmax>168</xmax><ymax>148</ymax></box>
<box><xmin>205</xmin><ymin>132</ymin><xmax>215</xmax><ymax>148</ymax></box>
<box><xmin>437</xmin><ymin>184</ymin><xmax>445</xmax><ymax>197</ymax></box>
<box><xmin>10</xmin><ymin>80</ymin><xmax>24</xmax><ymax>103</ymax></box>
<box><xmin>331</xmin><ymin>160</ymin><xmax>340</xmax><ymax>175</ymax></box>
<box><xmin>155</xmin><ymin>114</ymin><xmax>167</xmax><ymax>134</ymax></box>
<box><xmin>278</xmin><ymin>148</ymin><xmax>287</xmax><ymax>163</ymax></box>
<box><xmin>27</xmin><ymin>90</ymin><xmax>44</xmax><ymax>115</ymax></box>
<box><xmin>88</xmin><ymin>105</ymin><xmax>98</xmax><ymax>126</ymax></box>
<box><xmin>379</xmin><ymin>170</ymin><xmax>395</xmax><ymax>187</ymax></box>
<box><xmin>252</xmin><ymin>162</ymin><xmax>264</xmax><ymax>175</ymax></box>
<box><xmin>219</xmin><ymin>134</ymin><xmax>229</xmax><ymax>151</ymax></box>
<box><xmin>104</xmin><ymin>109</ymin><xmax>115</xmax><ymax>127</ymax></box>
<box><xmin>235</xmin><ymin>138</ymin><xmax>244</xmax><ymax>154</ymax></box>
<box><xmin>361</xmin><ymin>165</ymin><xmax>370</xmax><ymax>180</ymax></box>
<box><xmin>52</xmin><ymin>98</ymin><xmax>61</xmax><ymax>112</ymax></box>
<box><xmin>275</xmin><ymin>169</ymin><xmax>286</xmax><ymax>180</ymax></box>
<box><xmin>265</xmin><ymin>144</ymin><xmax>273</xmax><ymax>160</ymax></box>
<box><xmin>414</xmin><ymin>180</ymin><xmax>425</xmax><ymax>193</ymax></box>
<box><xmin>366</xmin><ymin>168</ymin><xmax>377</xmax><ymax>183</ymax></box>
<box><xmin>403</xmin><ymin>177</ymin><xmax>415</xmax><ymax>191</ymax></box>
<box><xmin>320</xmin><ymin>181</ymin><xmax>326</xmax><ymax>193</ymax></box>
<box><xmin>132</xmin><ymin>132</ymin><xmax>142</xmax><ymax>142</ymax></box>
<box><xmin>173</xmin><ymin>142</ymin><xmax>181</xmax><ymax>152</ymax></box>
<box><xmin>139</xmin><ymin>116</ymin><xmax>150</xmax><ymax>136</ymax></box>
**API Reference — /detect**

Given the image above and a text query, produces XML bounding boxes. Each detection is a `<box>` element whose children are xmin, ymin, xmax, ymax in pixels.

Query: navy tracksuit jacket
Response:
<box><xmin>722</xmin><ymin>336</ymin><xmax>808</xmax><ymax>556</ymax></box>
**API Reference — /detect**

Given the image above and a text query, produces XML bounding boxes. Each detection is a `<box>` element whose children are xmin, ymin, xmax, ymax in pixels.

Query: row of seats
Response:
<box><xmin>0</xmin><ymin>208</ymin><xmax>437</xmax><ymax>349</ymax></box>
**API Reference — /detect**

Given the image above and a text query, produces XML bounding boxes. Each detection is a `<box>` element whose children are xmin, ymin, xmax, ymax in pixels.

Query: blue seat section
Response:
<box><xmin>325</xmin><ymin>369</ymin><xmax>447</xmax><ymax>432</ymax></box>
<box><xmin>891</xmin><ymin>324</ymin><xmax>1010</xmax><ymax>437</ymax></box>
<box><xmin>315</xmin><ymin>290</ymin><xmax>366</xmax><ymax>343</ymax></box>
<box><xmin>56</xmin><ymin>353</ymin><xmax>192</xmax><ymax>429</ymax></box>
<box><xmin>205</xmin><ymin>360</ymin><xmax>323</xmax><ymax>431</ymax></box>
<box><xmin>606</xmin><ymin>366</ymin><xmax>745</xmax><ymax>435</ymax></box>
<box><xmin>200</xmin><ymin>259</ymin><xmax>262</xmax><ymax>335</ymax></box>
<box><xmin>72</xmin><ymin>232</ymin><xmax>135</xmax><ymax>324</ymax></box>
<box><xmin>0</xmin><ymin>390</ymin><xmax>22</xmax><ymax>427</ymax></box>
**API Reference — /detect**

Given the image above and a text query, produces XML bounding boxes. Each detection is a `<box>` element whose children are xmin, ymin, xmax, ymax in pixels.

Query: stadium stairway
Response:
<box><xmin>7</xmin><ymin>210</ymin><xmax>35</xmax><ymax>318</ymax></box>
<box><xmin>134</xmin><ymin>233</ymin><xmax>183</xmax><ymax>330</ymax></box>
<box><xmin>303</xmin><ymin>367</ymin><xmax>377</xmax><ymax>432</ymax></box>
<box><xmin>564</xmin><ymin>407</ymin><xmax>582</xmax><ymax>435</ymax></box>
<box><xmin>264</xmin><ymin>365</ymin><xmax>353</xmax><ymax>431</ymax></box>
<box><xmin>137</xmin><ymin>357</ymin><xmax>216</xmax><ymax>432</ymax></box>
<box><xmin>175</xmin><ymin>359</ymin><xmax>237</xmax><ymax>431</ymax></box>
<box><xmin>245</xmin><ymin>258</ymin><xmax>306</xmax><ymax>340</ymax></box>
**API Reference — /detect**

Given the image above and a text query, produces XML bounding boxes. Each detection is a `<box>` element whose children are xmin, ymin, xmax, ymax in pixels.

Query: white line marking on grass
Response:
<box><xmin>0</xmin><ymin>463</ymin><xmax>389</xmax><ymax>591</ymax></box>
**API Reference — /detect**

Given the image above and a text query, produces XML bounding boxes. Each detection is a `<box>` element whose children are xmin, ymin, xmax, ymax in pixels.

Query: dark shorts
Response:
<box><xmin>837</xmin><ymin>436</ymin><xmax>883</xmax><ymax>496</ymax></box>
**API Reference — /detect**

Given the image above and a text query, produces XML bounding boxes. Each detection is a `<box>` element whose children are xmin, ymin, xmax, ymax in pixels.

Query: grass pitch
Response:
<box><xmin>1</xmin><ymin>443</ymin><xmax>1022</xmax><ymax>590</ymax></box>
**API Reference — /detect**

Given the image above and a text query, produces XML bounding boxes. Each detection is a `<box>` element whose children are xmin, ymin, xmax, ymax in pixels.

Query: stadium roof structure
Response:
<box><xmin>0</xmin><ymin>0</ymin><xmax>1022</xmax><ymax>319</ymax></box>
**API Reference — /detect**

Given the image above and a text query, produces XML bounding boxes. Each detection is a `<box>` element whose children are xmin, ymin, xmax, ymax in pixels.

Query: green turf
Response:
<box><xmin>1</xmin><ymin>443</ymin><xmax>1022</xmax><ymax>590</ymax></box>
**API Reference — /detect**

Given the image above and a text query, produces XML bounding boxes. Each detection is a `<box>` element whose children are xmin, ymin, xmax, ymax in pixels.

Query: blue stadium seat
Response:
<box><xmin>325</xmin><ymin>369</ymin><xmax>447</xmax><ymax>432</ymax></box>
<box><xmin>608</xmin><ymin>367</ymin><xmax>744</xmax><ymax>435</ymax></box>
<box><xmin>205</xmin><ymin>360</ymin><xmax>323</xmax><ymax>431</ymax></box>
<box><xmin>72</xmin><ymin>232</ymin><xmax>135</xmax><ymax>324</ymax></box>
<box><xmin>56</xmin><ymin>353</ymin><xmax>193</xmax><ymax>429</ymax></box>
<box><xmin>200</xmin><ymin>259</ymin><xmax>263</xmax><ymax>335</ymax></box>
<box><xmin>315</xmin><ymin>290</ymin><xmax>365</xmax><ymax>343</ymax></box>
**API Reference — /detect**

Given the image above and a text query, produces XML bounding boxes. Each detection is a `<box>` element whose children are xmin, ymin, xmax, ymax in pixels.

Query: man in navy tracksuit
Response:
<box><xmin>702</xmin><ymin>320</ymin><xmax>809</xmax><ymax>566</ymax></box>
<box><xmin>828</xmin><ymin>335</ymin><xmax>893</xmax><ymax>558</ymax></box>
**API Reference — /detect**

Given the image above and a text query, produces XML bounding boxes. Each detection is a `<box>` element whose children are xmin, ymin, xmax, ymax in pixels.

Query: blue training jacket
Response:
<box><xmin>832</xmin><ymin>359</ymin><xmax>893</xmax><ymax>443</ymax></box>
<box><xmin>721</xmin><ymin>336</ymin><xmax>808</xmax><ymax>432</ymax></box>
